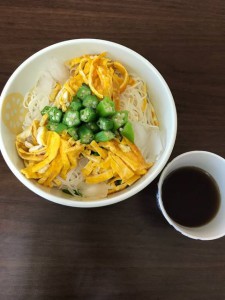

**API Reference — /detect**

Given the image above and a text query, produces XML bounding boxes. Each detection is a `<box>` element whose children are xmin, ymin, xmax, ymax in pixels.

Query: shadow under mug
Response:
<box><xmin>157</xmin><ymin>151</ymin><xmax>225</xmax><ymax>240</ymax></box>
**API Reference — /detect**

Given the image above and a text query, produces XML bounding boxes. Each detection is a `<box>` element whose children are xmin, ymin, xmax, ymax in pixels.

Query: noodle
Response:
<box><xmin>120</xmin><ymin>75</ymin><xmax>154</xmax><ymax>126</ymax></box>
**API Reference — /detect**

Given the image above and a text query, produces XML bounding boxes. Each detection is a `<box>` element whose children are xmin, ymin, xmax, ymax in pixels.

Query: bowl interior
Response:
<box><xmin>0</xmin><ymin>39</ymin><xmax>177</xmax><ymax>207</ymax></box>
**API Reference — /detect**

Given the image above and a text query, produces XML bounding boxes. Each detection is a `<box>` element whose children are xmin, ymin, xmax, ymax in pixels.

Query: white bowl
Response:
<box><xmin>0</xmin><ymin>39</ymin><xmax>177</xmax><ymax>207</ymax></box>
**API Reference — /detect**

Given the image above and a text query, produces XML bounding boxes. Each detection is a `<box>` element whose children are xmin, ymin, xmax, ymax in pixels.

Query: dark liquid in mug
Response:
<box><xmin>162</xmin><ymin>167</ymin><xmax>221</xmax><ymax>227</ymax></box>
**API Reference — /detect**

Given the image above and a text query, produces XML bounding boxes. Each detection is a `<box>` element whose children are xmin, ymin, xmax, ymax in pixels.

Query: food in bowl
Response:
<box><xmin>15</xmin><ymin>52</ymin><xmax>163</xmax><ymax>199</ymax></box>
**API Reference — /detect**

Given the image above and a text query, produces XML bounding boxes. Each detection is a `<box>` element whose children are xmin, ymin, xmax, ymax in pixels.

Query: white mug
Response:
<box><xmin>157</xmin><ymin>151</ymin><xmax>225</xmax><ymax>240</ymax></box>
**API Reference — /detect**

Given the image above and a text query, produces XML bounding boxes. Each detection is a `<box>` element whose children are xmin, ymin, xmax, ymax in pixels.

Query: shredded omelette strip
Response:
<box><xmin>81</xmin><ymin>138</ymin><xmax>153</xmax><ymax>194</ymax></box>
<box><xmin>53</xmin><ymin>53</ymin><xmax>130</xmax><ymax>111</ymax></box>
<box><xmin>16</xmin><ymin>117</ymin><xmax>84</xmax><ymax>187</ymax></box>
<box><xmin>16</xmin><ymin>117</ymin><xmax>152</xmax><ymax>193</ymax></box>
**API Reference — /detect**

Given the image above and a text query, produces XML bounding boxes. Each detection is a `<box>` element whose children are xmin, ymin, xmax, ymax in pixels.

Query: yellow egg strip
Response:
<box><xmin>113</xmin><ymin>62</ymin><xmax>129</xmax><ymax>93</ymax></box>
<box><xmin>67</xmin><ymin>152</ymin><xmax>78</xmax><ymax>169</ymax></box>
<box><xmin>82</xmin><ymin>160</ymin><xmax>95</xmax><ymax>177</ymax></box>
<box><xmin>107</xmin><ymin>183</ymin><xmax>128</xmax><ymax>194</ymax></box>
<box><xmin>99</xmin><ymin>156</ymin><xmax>111</xmax><ymax>170</ymax></box>
<box><xmin>38</xmin><ymin>153</ymin><xmax>62</xmax><ymax>185</ymax></box>
<box><xmin>88</xmin><ymin>56</ymin><xmax>104</xmax><ymax>98</ymax></box>
<box><xmin>21</xmin><ymin>131</ymin><xmax>60</xmax><ymax>176</ymax></box>
<box><xmin>49</xmin><ymin>82</ymin><xmax>61</xmax><ymax>102</ymax></box>
<box><xmin>124</xmin><ymin>174</ymin><xmax>141</xmax><ymax>186</ymax></box>
<box><xmin>89</xmin><ymin>140</ymin><xmax>108</xmax><ymax>159</ymax></box>
<box><xmin>59</xmin><ymin>139</ymin><xmax>71</xmax><ymax>179</ymax></box>
<box><xmin>85</xmin><ymin>169</ymin><xmax>114</xmax><ymax>184</ymax></box>
<box><xmin>81</xmin><ymin>136</ymin><xmax>152</xmax><ymax>194</ymax></box>
<box><xmin>109</xmin><ymin>153</ymin><xmax>134</xmax><ymax>182</ymax></box>
<box><xmin>43</xmin><ymin>155</ymin><xmax>63</xmax><ymax>187</ymax></box>
<box><xmin>64</xmin><ymin>53</ymin><xmax>130</xmax><ymax>109</ymax></box>
<box><xmin>16</xmin><ymin>142</ymin><xmax>46</xmax><ymax>161</ymax></box>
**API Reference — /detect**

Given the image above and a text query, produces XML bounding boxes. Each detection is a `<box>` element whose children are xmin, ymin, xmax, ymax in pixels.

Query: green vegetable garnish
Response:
<box><xmin>78</xmin><ymin>125</ymin><xmax>94</xmax><ymax>144</ymax></box>
<box><xmin>97</xmin><ymin>117</ymin><xmax>114</xmax><ymax>131</ymax></box>
<box><xmin>76</xmin><ymin>84</ymin><xmax>92</xmax><ymax>100</ymax></box>
<box><xmin>86</xmin><ymin>122</ymin><xmax>100</xmax><ymax>133</ymax></box>
<box><xmin>120</xmin><ymin>121</ymin><xmax>134</xmax><ymax>143</ymax></box>
<box><xmin>80</xmin><ymin>107</ymin><xmax>97</xmax><ymax>123</ymax></box>
<box><xmin>67</xmin><ymin>127</ymin><xmax>79</xmax><ymax>140</ymax></box>
<box><xmin>48</xmin><ymin>107</ymin><xmax>63</xmax><ymax>123</ymax></box>
<box><xmin>96</xmin><ymin>97</ymin><xmax>116</xmax><ymax>117</ymax></box>
<box><xmin>112</xmin><ymin>110</ymin><xmax>128</xmax><ymax>130</ymax></box>
<box><xmin>41</xmin><ymin>105</ymin><xmax>52</xmax><ymax>115</ymax></box>
<box><xmin>62</xmin><ymin>110</ymin><xmax>81</xmax><ymax>127</ymax></box>
<box><xmin>82</xmin><ymin>95</ymin><xmax>99</xmax><ymax>109</ymax></box>
<box><xmin>62</xmin><ymin>189</ymin><xmax>82</xmax><ymax>196</ymax></box>
<box><xmin>115</xmin><ymin>180</ymin><xmax>122</xmax><ymax>186</ymax></box>
<box><xmin>46</xmin><ymin>122</ymin><xmax>67</xmax><ymax>133</ymax></box>
<box><xmin>42</xmin><ymin>83</ymin><xmax>135</xmax><ymax>145</ymax></box>
<box><xmin>94</xmin><ymin>130</ymin><xmax>115</xmax><ymax>142</ymax></box>
<box><xmin>69</xmin><ymin>97</ymin><xmax>83</xmax><ymax>111</ymax></box>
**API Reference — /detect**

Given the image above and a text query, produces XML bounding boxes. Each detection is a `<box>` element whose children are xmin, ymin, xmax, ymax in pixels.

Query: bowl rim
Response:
<box><xmin>0</xmin><ymin>38</ymin><xmax>177</xmax><ymax>208</ymax></box>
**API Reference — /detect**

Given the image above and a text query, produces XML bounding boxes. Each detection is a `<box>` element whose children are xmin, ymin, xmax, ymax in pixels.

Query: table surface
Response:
<box><xmin>0</xmin><ymin>0</ymin><xmax>225</xmax><ymax>299</ymax></box>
